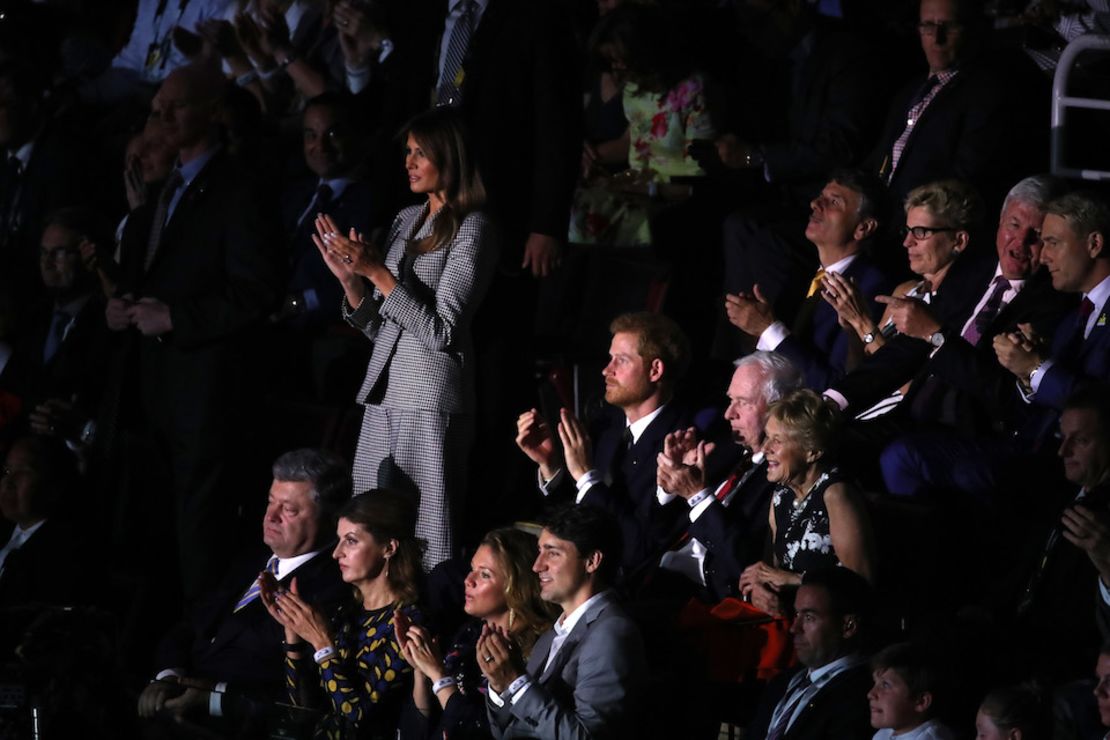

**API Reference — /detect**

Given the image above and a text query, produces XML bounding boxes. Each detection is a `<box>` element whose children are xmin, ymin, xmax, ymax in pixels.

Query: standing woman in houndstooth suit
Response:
<box><xmin>313</xmin><ymin>106</ymin><xmax>496</xmax><ymax>569</ymax></box>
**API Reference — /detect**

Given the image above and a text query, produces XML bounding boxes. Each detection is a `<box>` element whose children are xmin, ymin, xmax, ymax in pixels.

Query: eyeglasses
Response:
<box><xmin>901</xmin><ymin>225</ymin><xmax>957</xmax><ymax>240</ymax></box>
<box><xmin>917</xmin><ymin>20</ymin><xmax>960</xmax><ymax>37</ymax></box>
<box><xmin>39</xmin><ymin>246</ymin><xmax>79</xmax><ymax>262</ymax></box>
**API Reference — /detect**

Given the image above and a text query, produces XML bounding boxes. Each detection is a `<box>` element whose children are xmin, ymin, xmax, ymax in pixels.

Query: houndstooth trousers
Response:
<box><xmin>351</xmin><ymin>404</ymin><xmax>473</xmax><ymax>569</ymax></box>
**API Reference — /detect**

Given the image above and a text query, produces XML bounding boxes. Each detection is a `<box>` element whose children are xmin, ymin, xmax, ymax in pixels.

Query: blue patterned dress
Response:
<box><xmin>287</xmin><ymin>601</ymin><xmax>423</xmax><ymax>739</ymax></box>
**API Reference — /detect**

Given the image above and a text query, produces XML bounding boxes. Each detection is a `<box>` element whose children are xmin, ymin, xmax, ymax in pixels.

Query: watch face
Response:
<box><xmin>930</xmin><ymin>332</ymin><xmax>944</xmax><ymax>347</ymax></box>
<box><xmin>863</xmin><ymin>332</ymin><xmax>875</xmax><ymax>344</ymax></box>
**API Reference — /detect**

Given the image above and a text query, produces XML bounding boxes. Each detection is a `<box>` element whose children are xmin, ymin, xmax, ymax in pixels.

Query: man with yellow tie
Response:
<box><xmin>724</xmin><ymin>170</ymin><xmax>893</xmax><ymax>390</ymax></box>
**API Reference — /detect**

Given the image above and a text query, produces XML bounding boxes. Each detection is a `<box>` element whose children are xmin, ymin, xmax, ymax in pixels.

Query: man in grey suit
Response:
<box><xmin>479</xmin><ymin>505</ymin><xmax>646</xmax><ymax>739</ymax></box>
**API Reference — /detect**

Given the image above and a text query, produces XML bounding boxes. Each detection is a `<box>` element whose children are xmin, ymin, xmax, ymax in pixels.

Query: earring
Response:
<box><xmin>508</xmin><ymin>607</ymin><xmax>515</xmax><ymax>631</ymax></box>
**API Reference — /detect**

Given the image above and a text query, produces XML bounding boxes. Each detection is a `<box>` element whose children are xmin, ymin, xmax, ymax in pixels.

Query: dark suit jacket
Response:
<box><xmin>426</xmin><ymin>0</ymin><xmax>580</xmax><ymax>251</ymax></box>
<box><xmin>116</xmin><ymin>149</ymin><xmax>281</xmax><ymax>439</ymax></box>
<box><xmin>280</xmin><ymin>177</ymin><xmax>385</xmax><ymax>326</ymax></box>
<box><xmin>688</xmin><ymin>457</ymin><xmax>775</xmax><ymax>602</ymax></box>
<box><xmin>571</xmin><ymin>403</ymin><xmax>693</xmax><ymax>579</ymax></box>
<box><xmin>1001</xmin><ymin>483</ymin><xmax>1110</xmax><ymax>681</ymax></box>
<box><xmin>830</xmin><ymin>253</ymin><xmax>996</xmax><ymax>416</ymax></box>
<box><xmin>155</xmin><ymin>547</ymin><xmax>346</xmax><ymax>697</ymax></box>
<box><xmin>487</xmin><ymin>592</ymin><xmax>645</xmax><ymax>739</ymax></box>
<box><xmin>0</xmin><ymin>518</ymin><xmax>90</xmax><ymax>608</ymax></box>
<box><xmin>761</xmin><ymin>24</ymin><xmax>884</xmax><ymax>202</ymax></box>
<box><xmin>867</xmin><ymin>59</ymin><xmax>1045</xmax><ymax>209</ymax></box>
<box><xmin>776</xmin><ymin>255</ymin><xmax>891</xmax><ymax>391</ymax></box>
<box><xmin>5</xmin><ymin>293</ymin><xmax>108</xmax><ymax>421</ymax></box>
<box><xmin>0</xmin><ymin>127</ymin><xmax>89</xmax><ymax>310</ymax></box>
<box><xmin>921</xmin><ymin>268</ymin><xmax>1075</xmax><ymax>432</ymax></box>
<box><xmin>747</xmin><ymin>660</ymin><xmax>874</xmax><ymax>740</ymax></box>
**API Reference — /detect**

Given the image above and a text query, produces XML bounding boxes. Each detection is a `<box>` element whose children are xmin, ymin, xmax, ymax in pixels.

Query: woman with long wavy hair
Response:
<box><xmin>397</xmin><ymin>527</ymin><xmax>556</xmax><ymax>740</ymax></box>
<box><xmin>314</xmin><ymin>106</ymin><xmax>496</xmax><ymax>569</ymax></box>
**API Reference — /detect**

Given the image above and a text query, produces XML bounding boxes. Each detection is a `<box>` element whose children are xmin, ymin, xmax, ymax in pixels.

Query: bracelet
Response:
<box><xmin>314</xmin><ymin>646</ymin><xmax>336</xmax><ymax>664</ymax></box>
<box><xmin>283</xmin><ymin>639</ymin><xmax>309</xmax><ymax>653</ymax></box>
<box><xmin>432</xmin><ymin>676</ymin><xmax>457</xmax><ymax>694</ymax></box>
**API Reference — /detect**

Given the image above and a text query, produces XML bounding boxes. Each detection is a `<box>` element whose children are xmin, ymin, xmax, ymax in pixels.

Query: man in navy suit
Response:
<box><xmin>482</xmin><ymin>504</ymin><xmax>646</xmax><ymax>739</ymax></box>
<box><xmin>724</xmin><ymin>170</ymin><xmax>892</xmax><ymax>391</ymax></box>
<box><xmin>515</xmin><ymin>312</ymin><xmax>694</xmax><ymax>580</ymax></box>
<box><xmin>998</xmin><ymin>192</ymin><xmax>1110</xmax><ymax>413</ymax></box>
<box><xmin>275</xmin><ymin>92</ymin><xmax>390</xmax><ymax>328</ymax></box>
<box><xmin>136</xmin><ymin>448</ymin><xmax>349</xmax><ymax>728</ymax></box>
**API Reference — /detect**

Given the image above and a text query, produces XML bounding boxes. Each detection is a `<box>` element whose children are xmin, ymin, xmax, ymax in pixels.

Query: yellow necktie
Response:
<box><xmin>806</xmin><ymin>268</ymin><xmax>826</xmax><ymax>298</ymax></box>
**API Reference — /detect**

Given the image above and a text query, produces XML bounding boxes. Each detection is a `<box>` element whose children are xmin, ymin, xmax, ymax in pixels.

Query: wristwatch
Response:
<box><xmin>862</xmin><ymin>331</ymin><xmax>876</xmax><ymax>345</ymax></box>
<box><xmin>928</xmin><ymin>331</ymin><xmax>945</xmax><ymax>348</ymax></box>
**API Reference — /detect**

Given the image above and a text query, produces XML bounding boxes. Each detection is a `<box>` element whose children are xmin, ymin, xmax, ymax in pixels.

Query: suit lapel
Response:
<box><xmin>535</xmin><ymin>594</ymin><xmax>610</xmax><ymax>684</ymax></box>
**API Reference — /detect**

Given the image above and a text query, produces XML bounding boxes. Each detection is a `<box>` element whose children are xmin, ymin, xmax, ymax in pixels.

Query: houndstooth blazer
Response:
<box><xmin>343</xmin><ymin>204</ymin><xmax>496</xmax><ymax>414</ymax></box>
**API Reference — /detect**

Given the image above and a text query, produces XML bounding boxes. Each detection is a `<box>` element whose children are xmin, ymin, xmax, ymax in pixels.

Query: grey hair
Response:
<box><xmin>271</xmin><ymin>449</ymin><xmax>351</xmax><ymax>523</ymax></box>
<box><xmin>1000</xmin><ymin>175</ymin><xmax>1067</xmax><ymax>218</ymax></box>
<box><xmin>733</xmin><ymin>351</ymin><xmax>804</xmax><ymax>404</ymax></box>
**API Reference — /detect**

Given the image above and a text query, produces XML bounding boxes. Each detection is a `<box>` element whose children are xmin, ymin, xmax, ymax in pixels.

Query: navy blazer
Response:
<box><xmin>576</xmin><ymin>403</ymin><xmax>693</xmax><ymax>579</ymax></box>
<box><xmin>776</xmin><ymin>255</ymin><xmax>892</xmax><ymax>391</ymax></box>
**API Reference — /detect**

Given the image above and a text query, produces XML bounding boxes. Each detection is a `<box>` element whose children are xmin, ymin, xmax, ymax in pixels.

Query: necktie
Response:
<box><xmin>144</xmin><ymin>169</ymin><xmax>184</xmax><ymax>272</ymax></box>
<box><xmin>1059</xmin><ymin>297</ymin><xmax>1095</xmax><ymax>365</ymax></box>
<box><xmin>887</xmin><ymin>75</ymin><xmax>940</xmax><ymax>180</ymax></box>
<box><xmin>42</xmin><ymin>310</ymin><xmax>71</xmax><ymax>364</ymax></box>
<box><xmin>437</xmin><ymin>0</ymin><xmax>477</xmax><ymax>106</ymax></box>
<box><xmin>962</xmin><ymin>276</ymin><xmax>1011</xmax><ymax>346</ymax></box>
<box><xmin>312</xmin><ymin>183</ymin><xmax>333</xmax><ymax>219</ymax></box>
<box><xmin>608</xmin><ymin>426</ymin><xmax>634</xmax><ymax>488</ymax></box>
<box><xmin>234</xmin><ymin>555</ymin><xmax>279</xmax><ymax>612</ymax></box>
<box><xmin>767</xmin><ymin>673</ymin><xmax>814</xmax><ymax>740</ymax></box>
<box><xmin>805</xmin><ymin>268</ymin><xmax>826</xmax><ymax>299</ymax></box>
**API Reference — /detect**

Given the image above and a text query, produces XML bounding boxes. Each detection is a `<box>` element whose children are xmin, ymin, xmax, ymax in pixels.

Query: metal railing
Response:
<box><xmin>1052</xmin><ymin>33</ymin><xmax>1110</xmax><ymax>180</ymax></box>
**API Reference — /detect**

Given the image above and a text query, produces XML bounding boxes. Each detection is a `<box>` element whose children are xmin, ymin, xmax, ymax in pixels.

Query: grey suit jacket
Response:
<box><xmin>344</xmin><ymin>205</ymin><xmax>496</xmax><ymax>414</ymax></box>
<box><xmin>487</xmin><ymin>591</ymin><xmax>646</xmax><ymax>739</ymax></box>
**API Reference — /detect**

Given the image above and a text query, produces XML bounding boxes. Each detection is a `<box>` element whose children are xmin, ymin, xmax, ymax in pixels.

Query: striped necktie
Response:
<box><xmin>234</xmin><ymin>555</ymin><xmax>279</xmax><ymax>612</ymax></box>
<box><xmin>437</xmin><ymin>0</ymin><xmax>477</xmax><ymax>106</ymax></box>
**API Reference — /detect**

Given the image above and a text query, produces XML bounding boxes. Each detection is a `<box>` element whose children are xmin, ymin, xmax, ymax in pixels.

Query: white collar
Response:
<box><xmin>555</xmin><ymin>590</ymin><xmax>608</xmax><ymax>637</ymax></box>
<box><xmin>6</xmin><ymin>519</ymin><xmax>46</xmax><ymax>546</ymax></box>
<box><xmin>626</xmin><ymin>404</ymin><xmax>665</xmax><ymax>445</ymax></box>
<box><xmin>821</xmin><ymin>253</ymin><xmax>858</xmax><ymax>275</ymax></box>
<box><xmin>8</xmin><ymin>140</ymin><xmax>34</xmax><ymax>170</ymax></box>
<box><xmin>273</xmin><ymin>548</ymin><xmax>325</xmax><ymax>581</ymax></box>
<box><xmin>806</xmin><ymin>652</ymin><xmax>864</xmax><ymax>685</ymax></box>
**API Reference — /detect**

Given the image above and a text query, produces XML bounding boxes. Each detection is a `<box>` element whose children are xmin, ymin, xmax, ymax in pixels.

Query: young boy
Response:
<box><xmin>868</xmin><ymin>642</ymin><xmax>954</xmax><ymax>740</ymax></box>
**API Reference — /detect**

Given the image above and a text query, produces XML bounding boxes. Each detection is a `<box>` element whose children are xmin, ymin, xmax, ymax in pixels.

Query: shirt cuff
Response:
<box><xmin>688</xmin><ymin>490</ymin><xmax>714</xmax><ymax>521</ymax></box>
<box><xmin>538</xmin><ymin>467</ymin><xmax>565</xmax><ymax>497</ymax></box>
<box><xmin>506</xmin><ymin>675</ymin><xmax>531</xmax><ymax>705</ymax></box>
<box><xmin>823</xmin><ymin>388</ymin><xmax>849</xmax><ymax>411</ymax></box>
<box><xmin>575</xmin><ymin>470</ymin><xmax>601</xmax><ymax>503</ymax></box>
<box><xmin>208</xmin><ymin>690</ymin><xmax>222</xmax><ymax>717</ymax></box>
<box><xmin>1100</xmin><ymin>577</ymin><xmax>1110</xmax><ymax>607</ymax></box>
<box><xmin>757</xmin><ymin>321</ymin><xmax>789</xmax><ymax>352</ymax></box>
<box><xmin>656</xmin><ymin>484</ymin><xmax>677</xmax><ymax>506</ymax></box>
<box><xmin>1027</xmin><ymin>359</ymin><xmax>1054</xmax><ymax>397</ymax></box>
<box><xmin>155</xmin><ymin>669</ymin><xmax>183</xmax><ymax>681</ymax></box>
